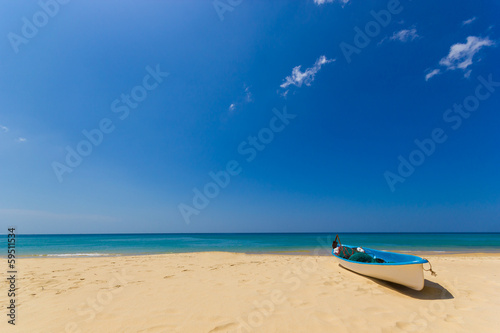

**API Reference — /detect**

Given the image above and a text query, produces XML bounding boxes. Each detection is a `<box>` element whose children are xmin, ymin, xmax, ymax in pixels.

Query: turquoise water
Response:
<box><xmin>2</xmin><ymin>233</ymin><xmax>500</xmax><ymax>257</ymax></box>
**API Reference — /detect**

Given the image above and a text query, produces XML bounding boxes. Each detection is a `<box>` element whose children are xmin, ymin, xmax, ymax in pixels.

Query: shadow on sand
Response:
<box><xmin>340</xmin><ymin>266</ymin><xmax>454</xmax><ymax>300</ymax></box>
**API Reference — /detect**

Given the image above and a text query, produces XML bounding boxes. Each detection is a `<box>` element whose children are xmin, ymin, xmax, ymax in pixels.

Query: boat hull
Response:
<box><xmin>332</xmin><ymin>246</ymin><xmax>428</xmax><ymax>291</ymax></box>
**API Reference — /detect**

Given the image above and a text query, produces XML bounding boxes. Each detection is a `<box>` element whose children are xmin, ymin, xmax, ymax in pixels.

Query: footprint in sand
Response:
<box><xmin>333</xmin><ymin>276</ymin><xmax>344</xmax><ymax>283</ymax></box>
<box><xmin>131</xmin><ymin>280</ymin><xmax>145</xmax><ymax>284</ymax></box>
<box><xmin>444</xmin><ymin>314</ymin><xmax>464</xmax><ymax>324</ymax></box>
<box><xmin>395</xmin><ymin>321</ymin><xmax>426</xmax><ymax>331</ymax></box>
<box><xmin>163</xmin><ymin>308</ymin><xmax>181</xmax><ymax>315</ymax></box>
<box><xmin>208</xmin><ymin>322</ymin><xmax>237</xmax><ymax>332</ymax></box>
<box><xmin>289</xmin><ymin>298</ymin><xmax>310</xmax><ymax>308</ymax></box>
<box><xmin>137</xmin><ymin>324</ymin><xmax>177</xmax><ymax>333</ymax></box>
<box><xmin>363</xmin><ymin>306</ymin><xmax>391</xmax><ymax>315</ymax></box>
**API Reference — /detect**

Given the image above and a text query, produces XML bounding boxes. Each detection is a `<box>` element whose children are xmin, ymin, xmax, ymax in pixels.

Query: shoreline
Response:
<box><xmin>8</xmin><ymin>249</ymin><xmax>500</xmax><ymax>259</ymax></box>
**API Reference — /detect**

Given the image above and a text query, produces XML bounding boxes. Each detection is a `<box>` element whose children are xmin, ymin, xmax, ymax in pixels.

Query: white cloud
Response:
<box><xmin>244</xmin><ymin>85</ymin><xmax>253</xmax><ymax>103</ymax></box>
<box><xmin>462</xmin><ymin>17</ymin><xmax>477</xmax><ymax>26</ymax></box>
<box><xmin>314</xmin><ymin>0</ymin><xmax>350</xmax><ymax>5</ymax></box>
<box><xmin>16</xmin><ymin>137</ymin><xmax>27</xmax><ymax>143</ymax></box>
<box><xmin>390</xmin><ymin>27</ymin><xmax>419</xmax><ymax>42</ymax></box>
<box><xmin>280</xmin><ymin>55</ymin><xmax>335</xmax><ymax>93</ymax></box>
<box><xmin>426</xmin><ymin>36</ymin><xmax>495</xmax><ymax>81</ymax></box>
<box><xmin>0</xmin><ymin>125</ymin><xmax>8</xmax><ymax>133</ymax></box>
<box><xmin>227</xmin><ymin>85</ymin><xmax>253</xmax><ymax>113</ymax></box>
<box><xmin>439</xmin><ymin>36</ymin><xmax>495</xmax><ymax>70</ymax></box>
<box><xmin>425</xmin><ymin>69</ymin><xmax>441</xmax><ymax>81</ymax></box>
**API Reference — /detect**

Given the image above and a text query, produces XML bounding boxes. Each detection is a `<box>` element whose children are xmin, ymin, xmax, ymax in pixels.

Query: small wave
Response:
<box><xmin>44</xmin><ymin>253</ymin><xmax>108</xmax><ymax>257</ymax></box>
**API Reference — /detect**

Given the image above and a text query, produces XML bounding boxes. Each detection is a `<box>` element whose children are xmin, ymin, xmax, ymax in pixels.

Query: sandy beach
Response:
<box><xmin>1</xmin><ymin>252</ymin><xmax>499</xmax><ymax>333</ymax></box>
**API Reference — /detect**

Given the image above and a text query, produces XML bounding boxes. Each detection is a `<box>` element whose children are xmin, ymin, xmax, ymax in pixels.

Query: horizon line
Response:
<box><xmin>3</xmin><ymin>231</ymin><xmax>500</xmax><ymax>236</ymax></box>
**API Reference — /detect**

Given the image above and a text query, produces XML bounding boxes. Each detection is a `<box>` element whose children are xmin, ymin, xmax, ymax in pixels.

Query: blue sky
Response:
<box><xmin>0</xmin><ymin>0</ymin><xmax>499</xmax><ymax>233</ymax></box>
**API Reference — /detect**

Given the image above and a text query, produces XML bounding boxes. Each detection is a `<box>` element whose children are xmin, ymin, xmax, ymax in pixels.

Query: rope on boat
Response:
<box><xmin>333</xmin><ymin>234</ymin><xmax>351</xmax><ymax>258</ymax></box>
<box><xmin>423</xmin><ymin>258</ymin><xmax>437</xmax><ymax>276</ymax></box>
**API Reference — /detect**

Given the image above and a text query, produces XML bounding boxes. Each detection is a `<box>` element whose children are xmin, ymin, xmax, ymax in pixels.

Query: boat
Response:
<box><xmin>331</xmin><ymin>244</ymin><xmax>432</xmax><ymax>291</ymax></box>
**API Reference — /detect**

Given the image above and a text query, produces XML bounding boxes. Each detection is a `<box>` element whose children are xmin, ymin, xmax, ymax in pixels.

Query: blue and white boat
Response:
<box><xmin>332</xmin><ymin>245</ymin><xmax>431</xmax><ymax>291</ymax></box>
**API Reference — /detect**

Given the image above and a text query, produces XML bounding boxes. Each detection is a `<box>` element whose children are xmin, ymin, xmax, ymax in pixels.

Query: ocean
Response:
<box><xmin>2</xmin><ymin>233</ymin><xmax>500</xmax><ymax>257</ymax></box>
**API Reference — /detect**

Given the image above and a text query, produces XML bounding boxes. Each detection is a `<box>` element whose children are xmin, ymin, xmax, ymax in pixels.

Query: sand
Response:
<box><xmin>1</xmin><ymin>252</ymin><xmax>499</xmax><ymax>333</ymax></box>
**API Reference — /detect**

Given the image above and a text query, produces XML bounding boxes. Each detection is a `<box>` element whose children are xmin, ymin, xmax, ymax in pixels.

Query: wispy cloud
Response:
<box><xmin>439</xmin><ymin>36</ymin><xmax>495</xmax><ymax>70</ymax></box>
<box><xmin>279</xmin><ymin>55</ymin><xmax>334</xmax><ymax>96</ymax></box>
<box><xmin>426</xmin><ymin>36</ymin><xmax>496</xmax><ymax>81</ymax></box>
<box><xmin>314</xmin><ymin>0</ymin><xmax>350</xmax><ymax>5</ymax></box>
<box><xmin>244</xmin><ymin>85</ymin><xmax>253</xmax><ymax>103</ymax></box>
<box><xmin>425</xmin><ymin>69</ymin><xmax>441</xmax><ymax>81</ymax></box>
<box><xmin>227</xmin><ymin>84</ymin><xmax>253</xmax><ymax>113</ymax></box>
<box><xmin>0</xmin><ymin>125</ymin><xmax>27</xmax><ymax>143</ymax></box>
<box><xmin>379</xmin><ymin>27</ymin><xmax>420</xmax><ymax>45</ymax></box>
<box><xmin>462</xmin><ymin>17</ymin><xmax>477</xmax><ymax>26</ymax></box>
<box><xmin>390</xmin><ymin>27</ymin><xmax>419</xmax><ymax>42</ymax></box>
